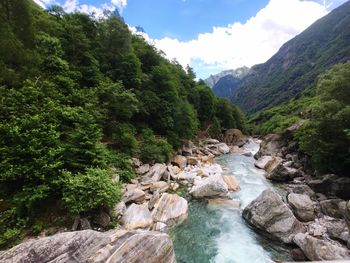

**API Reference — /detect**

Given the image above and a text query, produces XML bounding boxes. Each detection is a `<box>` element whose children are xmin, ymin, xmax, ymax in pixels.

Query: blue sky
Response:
<box><xmin>35</xmin><ymin>0</ymin><xmax>349</xmax><ymax>79</ymax></box>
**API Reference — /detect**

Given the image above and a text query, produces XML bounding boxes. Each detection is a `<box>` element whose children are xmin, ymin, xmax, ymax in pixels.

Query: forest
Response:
<box><xmin>0</xmin><ymin>0</ymin><xmax>245</xmax><ymax>247</ymax></box>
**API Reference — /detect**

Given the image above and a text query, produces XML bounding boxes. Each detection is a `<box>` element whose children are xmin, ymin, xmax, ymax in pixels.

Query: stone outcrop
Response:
<box><xmin>0</xmin><ymin>230</ymin><xmax>176</xmax><ymax>263</ymax></box>
<box><xmin>294</xmin><ymin>233</ymin><xmax>350</xmax><ymax>261</ymax></box>
<box><xmin>190</xmin><ymin>174</ymin><xmax>229</xmax><ymax>198</ymax></box>
<box><xmin>287</xmin><ymin>193</ymin><xmax>315</xmax><ymax>222</ymax></box>
<box><xmin>122</xmin><ymin>204</ymin><xmax>153</xmax><ymax>230</ymax></box>
<box><xmin>152</xmin><ymin>193</ymin><xmax>188</xmax><ymax>225</ymax></box>
<box><xmin>266</xmin><ymin>161</ymin><xmax>302</xmax><ymax>182</ymax></box>
<box><xmin>254</xmin><ymin>156</ymin><xmax>275</xmax><ymax>170</ymax></box>
<box><xmin>242</xmin><ymin>188</ymin><xmax>305</xmax><ymax>243</ymax></box>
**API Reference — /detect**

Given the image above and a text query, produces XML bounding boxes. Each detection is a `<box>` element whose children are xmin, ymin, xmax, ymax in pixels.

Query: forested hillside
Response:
<box><xmin>248</xmin><ymin>61</ymin><xmax>350</xmax><ymax>176</ymax></box>
<box><xmin>0</xmin><ymin>0</ymin><xmax>245</xmax><ymax>248</ymax></box>
<box><xmin>231</xmin><ymin>1</ymin><xmax>350</xmax><ymax>114</ymax></box>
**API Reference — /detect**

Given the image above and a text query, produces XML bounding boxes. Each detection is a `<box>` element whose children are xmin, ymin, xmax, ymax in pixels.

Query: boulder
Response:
<box><xmin>206</xmin><ymin>138</ymin><xmax>220</xmax><ymax>144</ymax></box>
<box><xmin>152</xmin><ymin>193</ymin><xmax>188</xmax><ymax>225</ymax></box>
<box><xmin>122</xmin><ymin>188</ymin><xmax>146</xmax><ymax>204</ymax></box>
<box><xmin>287</xmin><ymin>185</ymin><xmax>316</xmax><ymax>200</ymax></box>
<box><xmin>242</xmin><ymin>188</ymin><xmax>305</xmax><ymax>244</ymax></box>
<box><xmin>182</xmin><ymin>140</ymin><xmax>194</xmax><ymax>156</ymax></box>
<box><xmin>223</xmin><ymin>129</ymin><xmax>247</xmax><ymax>146</ymax></box>
<box><xmin>325</xmin><ymin>218</ymin><xmax>349</xmax><ymax>243</ymax></box>
<box><xmin>287</xmin><ymin>193</ymin><xmax>315</xmax><ymax>222</ymax></box>
<box><xmin>222</xmin><ymin>175</ymin><xmax>240</xmax><ymax>191</ymax></box>
<box><xmin>0</xmin><ymin>229</ymin><xmax>176</xmax><ymax>263</ymax></box>
<box><xmin>217</xmin><ymin>143</ymin><xmax>230</xmax><ymax>154</ymax></box>
<box><xmin>266</xmin><ymin>162</ymin><xmax>302</xmax><ymax>182</ymax></box>
<box><xmin>122</xmin><ymin>204</ymin><xmax>153</xmax><ymax>230</ymax></box>
<box><xmin>256</xmin><ymin>134</ymin><xmax>284</xmax><ymax>158</ymax></box>
<box><xmin>307</xmin><ymin>174</ymin><xmax>350</xmax><ymax>199</ymax></box>
<box><xmin>172</xmin><ymin>155</ymin><xmax>187</xmax><ymax>169</ymax></box>
<box><xmin>294</xmin><ymin>233</ymin><xmax>350</xmax><ymax>261</ymax></box>
<box><xmin>79</xmin><ymin>218</ymin><xmax>92</xmax><ymax>230</ymax></box>
<box><xmin>144</xmin><ymin>163</ymin><xmax>167</xmax><ymax>182</ymax></box>
<box><xmin>169</xmin><ymin>182</ymin><xmax>179</xmax><ymax>191</ymax></box>
<box><xmin>136</xmin><ymin>164</ymin><xmax>150</xmax><ymax>175</ymax></box>
<box><xmin>150</xmin><ymin>181</ymin><xmax>169</xmax><ymax>193</ymax></box>
<box><xmin>320</xmin><ymin>199</ymin><xmax>345</xmax><ymax>219</ymax></box>
<box><xmin>254</xmin><ymin>156</ymin><xmax>276</xmax><ymax>170</ymax></box>
<box><xmin>190</xmin><ymin>174</ymin><xmax>229</xmax><ymax>198</ymax></box>
<box><xmin>187</xmin><ymin>156</ymin><xmax>199</xmax><ymax>166</ymax></box>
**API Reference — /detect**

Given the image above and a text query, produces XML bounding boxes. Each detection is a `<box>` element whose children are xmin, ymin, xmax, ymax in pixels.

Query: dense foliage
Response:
<box><xmin>0</xmin><ymin>0</ymin><xmax>245</xmax><ymax>247</ymax></box>
<box><xmin>231</xmin><ymin>1</ymin><xmax>350</xmax><ymax>114</ymax></box>
<box><xmin>248</xmin><ymin>62</ymin><xmax>350</xmax><ymax>176</ymax></box>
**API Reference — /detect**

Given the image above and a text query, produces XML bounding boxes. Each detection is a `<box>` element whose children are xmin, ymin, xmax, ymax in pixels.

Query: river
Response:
<box><xmin>171</xmin><ymin>140</ymin><xmax>293</xmax><ymax>263</ymax></box>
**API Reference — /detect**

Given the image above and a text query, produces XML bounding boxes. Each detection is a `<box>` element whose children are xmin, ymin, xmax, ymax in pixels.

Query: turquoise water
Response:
<box><xmin>171</xmin><ymin>141</ymin><xmax>293</xmax><ymax>263</ymax></box>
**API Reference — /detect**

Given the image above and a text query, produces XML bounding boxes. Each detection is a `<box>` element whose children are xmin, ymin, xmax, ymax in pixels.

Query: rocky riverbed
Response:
<box><xmin>1</xmin><ymin>126</ymin><xmax>350</xmax><ymax>262</ymax></box>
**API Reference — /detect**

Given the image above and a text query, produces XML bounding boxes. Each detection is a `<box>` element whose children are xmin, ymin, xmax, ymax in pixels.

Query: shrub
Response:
<box><xmin>140</xmin><ymin>129</ymin><xmax>173</xmax><ymax>163</ymax></box>
<box><xmin>61</xmin><ymin>168</ymin><xmax>121</xmax><ymax>216</ymax></box>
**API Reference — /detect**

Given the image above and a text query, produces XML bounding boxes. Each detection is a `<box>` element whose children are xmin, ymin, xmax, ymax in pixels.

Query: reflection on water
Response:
<box><xmin>171</xmin><ymin>141</ymin><xmax>293</xmax><ymax>263</ymax></box>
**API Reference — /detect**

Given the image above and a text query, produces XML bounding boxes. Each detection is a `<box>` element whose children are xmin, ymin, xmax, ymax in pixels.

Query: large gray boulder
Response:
<box><xmin>243</xmin><ymin>188</ymin><xmax>305</xmax><ymax>243</ymax></box>
<box><xmin>266</xmin><ymin>162</ymin><xmax>302</xmax><ymax>182</ymax></box>
<box><xmin>122</xmin><ymin>204</ymin><xmax>153</xmax><ymax>230</ymax></box>
<box><xmin>152</xmin><ymin>193</ymin><xmax>188</xmax><ymax>225</ymax></box>
<box><xmin>190</xmin><ymin>174</ymin><xmax>229</xmax><ymax>198</ymax></box>
<box><xmin>294</xmin><ymin>233</ymin><xmax>350</xmax><ymax>261</ymax></box>
<box><xmin>254</xmin><ymin>156</ymin><xmax>275</xmax><ymax>170</ymax></box>
<box><xmin>287</xmin><ymin>193</ymin><xmax>315</xmax><ymax>222</ymax></box>
<box><xmin>0</xmin><ymin>229</ymin><xmax>176</xmax><ymax>263</ymax></box>
<box><xmin>325</xmin><ymin>218</ymin><xmax>349</xmax><ymax>243</ymax></box>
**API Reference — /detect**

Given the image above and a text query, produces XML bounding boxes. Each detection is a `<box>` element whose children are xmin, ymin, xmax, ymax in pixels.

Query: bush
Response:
<box><xmin>61</xmin><ymin>168</ymin><xmax>121</xmax><ymax>215</ymax></box>
<box><xmin>111</xmin><ymin>123</ymin><xmax>138</xmax><ymax>155</ymax></box>
<box><xmin>140</xmin><ymin>129</ymin><xmax>173</xmax><ymax>163</ymax></box>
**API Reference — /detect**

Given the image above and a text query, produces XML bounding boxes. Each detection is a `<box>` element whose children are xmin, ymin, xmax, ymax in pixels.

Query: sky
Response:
<box><xmin>34</xmin><ymin>0</ymin><xmax>349</xmax><ymax>79</ymax></box>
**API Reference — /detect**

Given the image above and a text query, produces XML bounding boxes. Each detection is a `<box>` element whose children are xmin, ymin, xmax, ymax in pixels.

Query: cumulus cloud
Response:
<box><xmin>154</xmin><ymin>0</ymin><xmax>328</xmax><ymax>77</ymax></box>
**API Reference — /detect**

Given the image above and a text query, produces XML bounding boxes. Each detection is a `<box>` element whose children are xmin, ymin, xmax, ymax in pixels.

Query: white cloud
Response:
<box><xmin>111</xmin><ymin>0</ymin><xmax>127</xmax><ymax>10</ymax></box>
<box><xmin>63</xmin><ymin>0</ymin><xmax>78</xmax><ymax>12</ymax></box>
<box><xmin>153</xmin><ymin>0</ymin><xmax>328</xmax><ymax>78</ymax></box>
<box><xmin>33</xmin><ymin>0</ymin><xmax>57</xmax><ymax>8</ymax></box>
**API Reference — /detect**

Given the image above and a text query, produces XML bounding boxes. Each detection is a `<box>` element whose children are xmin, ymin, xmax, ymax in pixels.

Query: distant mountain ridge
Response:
<box><xmin>204</xmin><ymin>67</ymin><xmax>249</xmax><ymax>88</ymax></box>
<box><xmin>230</xmin><ymin>1</ymin><xmax>350</xmax><ymax>114</ymax></box>
<box><xmin>208</xmin><ymin>1</ymin><xmax>350</xmax><ymax>114</ymax></box>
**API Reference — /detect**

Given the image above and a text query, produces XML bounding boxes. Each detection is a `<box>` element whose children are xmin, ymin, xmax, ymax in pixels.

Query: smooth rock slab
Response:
<box><xmin>152</xmin><ymin>193</ymin><xmax>188</xmax><ymax>225</ymax></box>
<box><xmin>122</xmin><ymin>204</ymin><xmax>153</xmax><ymax>229</ymax></box>
<box><xmin>243</xmin><ymin>188</ymin><xmax>305</xmax><ymax>244</ymax></box>
<box><xmin>254</xmin><ymin>156</ymin><xmax>275</xmax><ymax>170</ymax></box>
<box><xmin>0</xmin><ymin>230</ymin><xmax>176</xmax><ymax>263</ymax></box>
<box><xmin>294</xmin><ymin>233</ymin><xmax>350</xmax><ymax>261</ymax></box>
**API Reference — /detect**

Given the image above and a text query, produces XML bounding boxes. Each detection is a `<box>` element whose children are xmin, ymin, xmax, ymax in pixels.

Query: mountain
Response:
<box><xmin>212</xmin><ymin>74</ymin><xmax>242</xmax><ymax>98</ymax></box>
<box><xmin>204</xmin><ymin>67</ymin><xmax>249</xmax><ymax>88</ymax></box>
<box><xmin>231</xmin><ymin>1</ymin><xmax>350</xmax><ymax>114</ymax></box>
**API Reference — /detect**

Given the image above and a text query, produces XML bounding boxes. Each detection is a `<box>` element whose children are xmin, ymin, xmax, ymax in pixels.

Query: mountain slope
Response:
<box><xmin>231</xmin><ymin>1</ymin><xmax>350</xmax><ymax>114</ymax></box>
